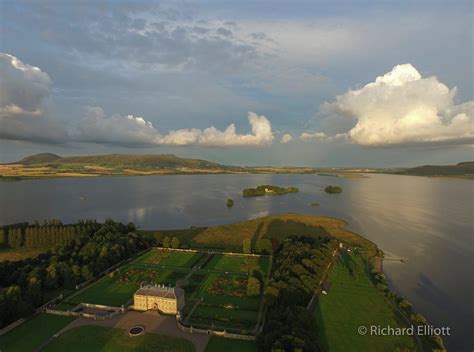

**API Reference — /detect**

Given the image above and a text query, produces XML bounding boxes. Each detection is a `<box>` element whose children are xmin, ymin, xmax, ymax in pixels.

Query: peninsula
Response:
<box><xmin>0</xmin><ymin>213</ymin><xmax>444</xmax><ymax>352</ymax></box>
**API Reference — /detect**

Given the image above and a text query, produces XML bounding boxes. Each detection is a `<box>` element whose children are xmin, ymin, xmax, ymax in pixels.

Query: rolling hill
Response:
<box><xmin>393</xmin><ymin>162</ymin><xmax>474</xmax><ymax>177</ymax></box>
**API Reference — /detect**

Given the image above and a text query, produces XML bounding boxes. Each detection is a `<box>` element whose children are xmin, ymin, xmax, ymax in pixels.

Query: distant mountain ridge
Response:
<box><xmin>394</xmin><ymin>162</ymin><xmax>474</xmax><ymax>176</ymax></box>
<box><xmin>2</xmin><ymin>153</ymin><xmax>472</xmax><ymax>179</ymax></box>
<box><xmin>18</xmin><ymin>153</ymin><xmax>62</xmax><ymax>165</ymax></box>
<box><xmin>16</xmin><ymin>153</ymin><xmax>240</xmax><ymax>171</ymax></box>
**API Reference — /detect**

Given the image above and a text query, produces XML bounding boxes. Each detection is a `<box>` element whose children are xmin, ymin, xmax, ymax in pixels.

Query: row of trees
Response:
<box><xmin>0</xmin><ymin>219</ymin><xmax>104</xmax><ymax>249</ymax></box>
<box><xmin>370</xmin><ymin>270</ymin><xmax>445</xmax><ymax>351</ymax></box>
<box><xmin>258</xmin><ymin>236</ymin><xmax>336</xmax><ymax>352</ymax></box>
<box><xmin>0</xmin><ymin>219</ymin><xmax>151</xmax><ymax>328</ymax></box>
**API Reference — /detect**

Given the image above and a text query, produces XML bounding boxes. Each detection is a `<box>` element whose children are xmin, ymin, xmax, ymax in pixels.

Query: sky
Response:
<box><xmin>0</xmin><ymin>0</ymin><xmax>472</xmax><ymax>167</ymax></box>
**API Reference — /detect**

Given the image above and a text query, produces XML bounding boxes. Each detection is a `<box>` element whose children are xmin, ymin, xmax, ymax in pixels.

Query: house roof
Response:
<box><xmin>135</xmin><ymin>286</ymin><xmax>184</xmax><ymax>299</ymax></box>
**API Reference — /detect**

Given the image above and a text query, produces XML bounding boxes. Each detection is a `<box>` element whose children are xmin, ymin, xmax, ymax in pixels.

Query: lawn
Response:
<box><xmin>313</xmin><ymin>253</ymin><xmax>418</xmax><ymax>352</ymax></box>
<box><xmin>0</xmin><ymin>313</ymin><xmax>75</xmax><ymax>352</ymax></box>
<box><xmin>204</xmin><ymin>336</ymin><xmax>257</xmax><ymax>352</ymax></box>
<box><xmin>42</xmin><ymin>325</ymin><xmax>195</xmax><ymax>352</ymax></box>
<box><xmin>67</xmin><ymin>273</ymin><xmax>139</xmax><ymax>306</ymax></box>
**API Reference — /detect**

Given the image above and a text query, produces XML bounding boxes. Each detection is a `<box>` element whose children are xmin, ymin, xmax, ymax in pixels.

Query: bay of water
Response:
<box><xmin>0</xmin><ymin>174</ymin><xmax>472</xmax><ymax>350</ymax></box>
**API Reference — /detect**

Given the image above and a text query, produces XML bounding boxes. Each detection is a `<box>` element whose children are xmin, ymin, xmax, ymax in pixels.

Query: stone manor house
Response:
<box><xmin>133</xmin><ymin>284</ymin><xmax>185</xmax><ymax>314</ymax></box>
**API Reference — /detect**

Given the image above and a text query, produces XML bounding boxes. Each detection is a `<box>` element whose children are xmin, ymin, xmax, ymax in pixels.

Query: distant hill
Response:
<box><xmin>18</xmin><ymin>153</ymin><xmax>62</xmax><ymax>165</ymax></box>
<box><xmin>394</xmin><ymin>162</ymin><xmax>474</xmax><ymax>177</ymax></box>
<box><xmin>15</xmin><ymin>153</ymin><xmax>241</xmax><ymax>171</ymax></box>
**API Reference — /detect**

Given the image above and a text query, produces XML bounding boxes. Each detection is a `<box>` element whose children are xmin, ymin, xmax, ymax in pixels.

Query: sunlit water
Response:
<box><xmin>0</xmin><ymin>174</ymin><xmax>472</xmax><ymax>350</ymax></box>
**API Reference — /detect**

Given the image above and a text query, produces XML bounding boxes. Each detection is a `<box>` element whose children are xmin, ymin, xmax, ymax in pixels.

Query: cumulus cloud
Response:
<box><xmin>305</xmin><ymin>64</ymin><xmax>473</xmax><ymax>146</ymax></box>
<box><xmin>75</xmin><ymin>106</ymin><xmax>159</xmax><ymax>145</ymax></box>
<box><xmin>0</xmin><ymin>53</ymin><xmax>67</xmax><ymax>143</ymax></box>
<box><xmin>75</xmin><ymin>109</ymin><xmax>274</xmax><ymax>147</ymax></box>
<box><xmin>280</xmin><ymin>133</ymin><xmax>293</xmax><ymax>144</ymax></box>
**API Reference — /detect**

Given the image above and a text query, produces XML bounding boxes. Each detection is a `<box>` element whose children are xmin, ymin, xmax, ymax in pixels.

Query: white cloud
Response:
<box><xmin>0</xmin><ymin>53</ymin><xmax>67</xmax><ymax>143</ymax></box>
<box><xmin>280</xmin><ymin>133</ymin><xmax>293</xmax><ymax>144</ymax></box>
<box><xmin>165</xmin><ymin>112</ymin><xmax>273</xmax><ymax>147</ymax></box>
<box><xmin>300</xmin><ymin>132</ymin><xmax>330</xmax><ymax>142</ymax></box>
<box><xmin>76</xmin><ymin>109</ymin><xmax>274</xmax><ymax>147</ymax></box>
<box><xmin>76</xmin><ymin>106</ymin><xmax>159</xmax><ymax>145</ymax></box>
<box><xmin>299</xmin><ymin>132</ymin><xmax>346</xmax><ymax>142</ymax></box>
<box><xmin>306</xmin><ymin>64</ymin><xmax>473</xmax><ymax>146</ymax></box>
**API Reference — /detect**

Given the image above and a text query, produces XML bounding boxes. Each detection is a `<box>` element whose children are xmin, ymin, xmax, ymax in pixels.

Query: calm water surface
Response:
<box><xmin>0</xmin><ymin>174</ymin><xmax>472</xmax><ymax>350</ymax></box>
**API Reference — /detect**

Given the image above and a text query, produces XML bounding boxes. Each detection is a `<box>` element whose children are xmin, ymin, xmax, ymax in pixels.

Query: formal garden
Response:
<box><xmin>46</xmin><ymin>248</ymin><xmax>270</xmax><ymax>335</ymax></box>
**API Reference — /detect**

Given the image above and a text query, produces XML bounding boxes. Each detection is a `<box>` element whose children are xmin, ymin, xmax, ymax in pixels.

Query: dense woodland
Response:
<box><xmin>259</xmin><ymin>236</ymin><xmax>336</xmax><ymax>352</ymax></box>
<box><xmin>0</xmin><ymin>220</ymin><xmax>151</xmax><ymax>328</ymax></box>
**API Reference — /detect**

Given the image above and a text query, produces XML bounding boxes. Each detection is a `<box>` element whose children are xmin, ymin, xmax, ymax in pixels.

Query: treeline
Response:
<box><xmin>0</xmin><ymin>219</ymin><xmax>100</xmax><ymax>249</ymax></box>
<box><xmin>0</xmin><ymin>219</ymin><xmax>151</xmax><ymax>328</ymax></box>
<box><xmin>258</xmin><ymin>236</ymin><xmax>336</xmax><ymax>352</ymax></box>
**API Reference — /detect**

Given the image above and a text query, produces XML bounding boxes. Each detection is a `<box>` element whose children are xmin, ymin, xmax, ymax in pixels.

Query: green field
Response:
<box><xmin>204</xmin><ymin>336</ymin><xmax>257</xmax><ymax>352</ymax></box>
<box><xmin>313</xmin><ymin>253</ymin><xmax>418</xmax><ymax>352</ymax></box>
<box><xmin>0</xmin><ymin>313</ymin><xmax>75</xmax><ymax>352</ymax></box>
<box><xmin>67</xmin><ymin>272</ymin><xmax>139</xmax><ymax>306</ymax></box>
<box><xmin>42</xmin><ymin>325</ymin><xmax>195</xmax><ymax>352</ymax></box>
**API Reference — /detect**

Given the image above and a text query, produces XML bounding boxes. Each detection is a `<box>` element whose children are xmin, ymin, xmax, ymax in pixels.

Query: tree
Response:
<box><xmin>247</xmin><ymin>277</ymin><xmax>261</xmax><ymax>296</ymax></box>
<box><xmin>399</xmin><ymin>299</ymin><xmax>412</xmax><ymax>310</ymax></box>
<box><xmin>163</xmin><ymin>236</ymin><xmax>171</xmax><ymax>248</ymax></box>
<box><xmin>127</xmin><ymin>222</ymin><xmax>136</xmax><ymax>232</ymax></box>
<box><xmin>410</xmin><ymin>313</ymin><xmax>427</xmax><ymax>325</ymax></box>
<box><xmin>171</xmin><ymin>237</ymin><xmax>180</xmax><ymax>249</ymax></box>
<box><xmin>0</xmin><ymin>228</ymin><xmax>6</xmax><ymax>247</ymax></box>
<box><xmin>45</xmin><ymin>264</ymin><xmax>59</xmax><ymax>289</ymax></box>
<box><xmin>243</xmin><ymin>239</ymin><xmax>251</xmax><ymax>254</ymax></box>
<box><xmin>256</xmin><ymin>238</ymin><xmax>272</xmax><ymax>254</ymax></box>
<box><xmin>26</xmin><ymin>277</ymin><xmax>42</xmax><ymax>306</ymax></box>
<box><xmin>81</xmin><ymin>265</ymin><xmax>94</xmax><ymax>282</ymax></box>
<box><xmin>8</xmin><ymin>228</ymin><xmax>24</xmax><ymax>249</ymax></box>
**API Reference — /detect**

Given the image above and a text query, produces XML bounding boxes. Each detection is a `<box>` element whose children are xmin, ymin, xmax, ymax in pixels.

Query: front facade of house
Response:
<box><xmin>133</xmin><ymin>284</ymin><xmax>185</xmax><ymax>314</ymax></box>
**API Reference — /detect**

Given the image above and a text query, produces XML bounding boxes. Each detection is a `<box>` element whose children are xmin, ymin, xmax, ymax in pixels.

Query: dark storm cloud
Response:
<box><xmin>2</xmin><ymin>0</ymin><xmax>259</xmax><ymax>74</ymax></box>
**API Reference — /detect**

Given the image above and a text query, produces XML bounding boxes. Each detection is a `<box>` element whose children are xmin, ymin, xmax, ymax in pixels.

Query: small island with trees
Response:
<box><xmin>324</xmin><ymin>185</ymin><xmax>342</xmax><ymax>193</ymax></box>
<box><xmin>242</xmin><ymin>185</ymin><xmax>299</xmax><ymax>197</ymax></box>
<box><xmin>226</xmin><ymin>199</ymin><xmax>234</xmax><ymax>207</ymax></box>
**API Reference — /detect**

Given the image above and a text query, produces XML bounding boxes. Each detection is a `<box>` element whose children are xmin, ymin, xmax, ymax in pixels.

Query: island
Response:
<box><xmin>318</xmin><ymin>173</ymin><xmax>369</xmax><ymax>178</ymax></box>
<box><xmin>226</xmin><ymin>198</ymin><xmax>234</xmax><ymax>207</ymax></box>
<box><xmin>242</xmin><ymin>184</ymin><xmax>299</xmax><ymax>197</ymax></box>
<box><xmin>325</xmin><ymin>185</ymin><xmax>342</xmax><ymax>193</ymax></box>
